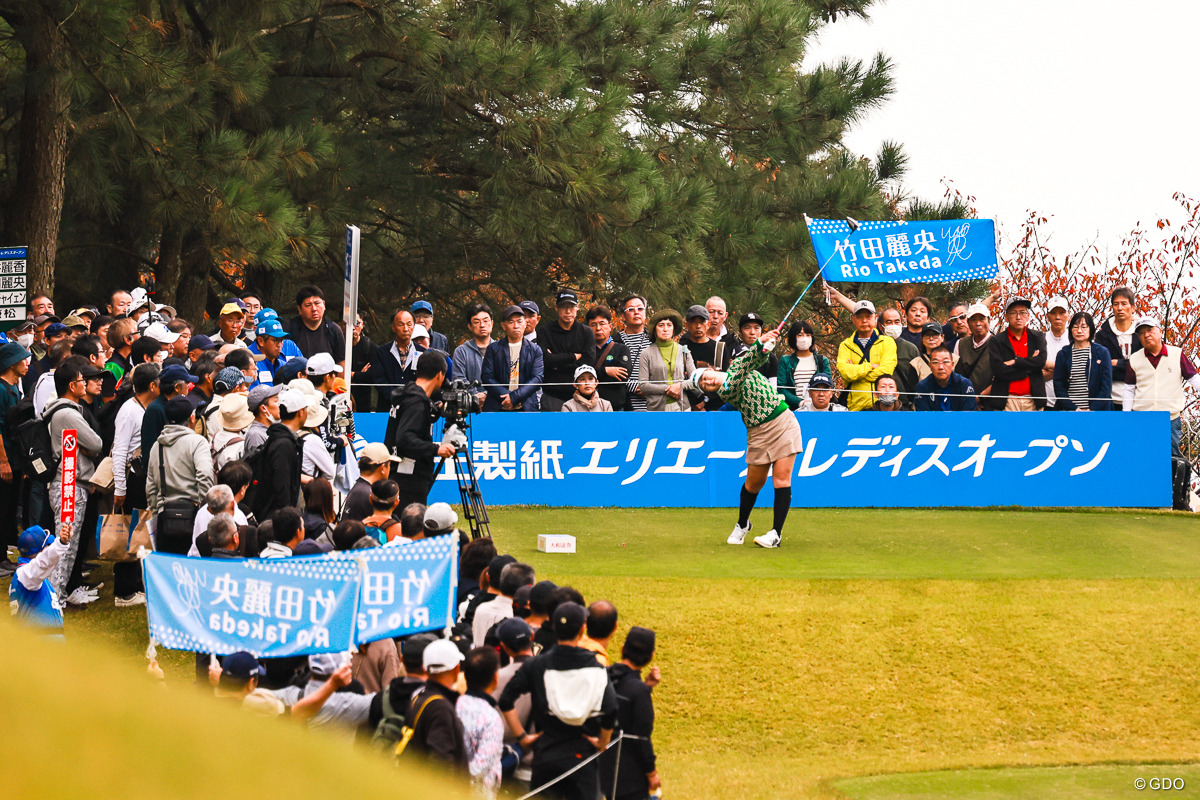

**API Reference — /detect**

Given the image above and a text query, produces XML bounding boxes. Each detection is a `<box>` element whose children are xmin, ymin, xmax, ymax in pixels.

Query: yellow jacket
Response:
<box><xmin>837</xmin><ymin>333</ymin><xmax>898</xmax><ymax>411</ymax></box>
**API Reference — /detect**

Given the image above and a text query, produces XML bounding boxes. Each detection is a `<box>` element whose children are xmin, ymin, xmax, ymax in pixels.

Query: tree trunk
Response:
<box><xmin>155</xmin><ymin>227</ymin><xmax>210</xmax><ymax>324</ymax></box>
<box><xmin>6</xmin><ymin>3</ymin><xmax>71</xmax><ymax>298</ymax></box>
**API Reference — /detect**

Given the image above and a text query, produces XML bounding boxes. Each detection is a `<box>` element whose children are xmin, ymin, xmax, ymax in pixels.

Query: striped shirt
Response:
<box><xmin>621</xmin><ymin>330</ymin><xmax>650</xmax><ymax>411</ymax></box>
<box><xmin>1069</xmin><ymin>346</ymin><xmax>1089</xmax><ymax>410</ymax></box>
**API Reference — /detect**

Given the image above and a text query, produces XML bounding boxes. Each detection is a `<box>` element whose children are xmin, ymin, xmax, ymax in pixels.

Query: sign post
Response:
<box><xmin>60</xmin><ymin>429</ymin><xmax>77</xmax><ymax>526</ymax></box>
<box><xmin>0</xmin><ymin>246</ymin><xmax>28</xmax><ymax>333</ymax></box>
<box><xmin>343</xmin><ymin>225</ymin><xmax>361</xmax><ymax>394</ymax></box>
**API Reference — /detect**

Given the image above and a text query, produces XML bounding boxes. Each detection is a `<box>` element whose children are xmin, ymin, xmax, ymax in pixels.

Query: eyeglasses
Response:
<box><xmin>624</xmin><ymin>305</ymin><xmax>646</xmax><ymax>313</ymax></box>
<box><xmin>1008</xmin><ymin>309</ymin><xmax>1031</xmax><ymax>317</ymax></box>
<box><xmin>948</xmin><ymin>314</ymin><xmax>966</xmax><ymax>322</ymax></box>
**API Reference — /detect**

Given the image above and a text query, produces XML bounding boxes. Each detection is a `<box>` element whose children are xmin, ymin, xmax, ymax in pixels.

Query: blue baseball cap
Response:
<box><xmin>809</xmin><ymin>372</ymin><xmax>834</xmax><ymax>389</ymax></box>
<box><xmin>255</xmin><ymin>308</ymin><xmax>279</xmax><ymax>324</ymax></box>
<box><xmin>160</xmin><ymin>364</ymin><xmax>200</xmax><ymax>385</ymax></box>
<box><xmin>412</xmin><ymin>300</ymin><xmax>433</xmax><ymax>314</ymax></box>
<box><xmin>276</xmin><ymin>357</ymin><xmax>308</xmax><ymax>384</ymax></box>
<box><xmin>222</xmin><ymin>651</ymin><xmax>266</xmax><ymax>683</ymax></box>
<box><xmin>519</xmin><ymin>300</ymin><xmax>539</xmax><ymax>315</ymax></box>
<box><xmin>44</xmin><ymin>322</ymin><xmax>69</xmax><ymax>337</ymax></box>
<box><xmin>189</xmin><ymin>334</ymin><xmax>216</xmax><ymax>352</ymax></box>
<box><xmin>255</xmin><ymin>318</ymin><xmax>289</xmax><ymax>339</ymax></box>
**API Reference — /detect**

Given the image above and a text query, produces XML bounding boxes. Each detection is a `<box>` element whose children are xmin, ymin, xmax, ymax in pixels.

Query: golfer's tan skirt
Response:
<box><xmin>746</xmin><ymin>411</ymin><xmax>803</xmax><ymax>465</ymax></box>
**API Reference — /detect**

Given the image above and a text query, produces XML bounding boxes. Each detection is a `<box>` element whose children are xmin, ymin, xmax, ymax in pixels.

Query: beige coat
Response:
<box><xmin>637</xmin><ymin>342</ymin><xmax>697</xmax><ymax>411</ymax></box>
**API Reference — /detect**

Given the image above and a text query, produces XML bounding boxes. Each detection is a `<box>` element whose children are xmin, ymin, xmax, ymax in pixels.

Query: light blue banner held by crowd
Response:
<box><xmin>144</xmin><ymin>539</ymin><xmax>458</xmax><ymax>656</ymax></box>
<box><xmin>355</xmin><ymin>411</ymin><xmax>1171</xmax><ymax>508</ymax></box>
<box><xmin>808</xmin><ymin>218</ymin><xmax>998</xmax><ymax>283</ymax></box>
<box><xmin>353</xmin><ymin>536</ymin><xmax>458</xmax><ymax>645</ymax></box>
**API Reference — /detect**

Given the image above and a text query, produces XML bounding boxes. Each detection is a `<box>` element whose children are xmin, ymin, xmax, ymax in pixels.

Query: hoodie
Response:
<box><xmin>146</xmin><ymin>424</ymin><xmax>214</xmax><ymax>517</ymax></box>
<box><xmin>45</xmin><ymin>398</ymin><xmax>103</xmax><ymax>482</ymax></box>
<box><xmin>498</xmin><ymin>644</ymin><xmax>618</xmax><ymax>763</ymax></box>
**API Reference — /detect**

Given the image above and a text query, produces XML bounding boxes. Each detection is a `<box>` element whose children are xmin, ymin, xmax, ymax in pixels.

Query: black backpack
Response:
<box><xmin>241</xmin><ymin>436</ymin><xmax>271</xmax><ymax>519</ymax></box>
<box><xmin>8</xmin><ymin>400</ymin><xmax>76</xmax><ymax>482</ymax></box>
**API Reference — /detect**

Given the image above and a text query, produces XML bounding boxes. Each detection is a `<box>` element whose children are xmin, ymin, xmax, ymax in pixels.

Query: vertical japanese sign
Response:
<box><xmin>0</xmin><ymin>246</ymin><xmax>28</xmax><ymax>332</ymax></box>
<box><xmin>343</xmin><ymin>225</ymin><xmax>361</xmax><ymax>392</ymax></box>
<box><xmin>60</xmin><ymin>429</ymin><xmax>77</xmax><ymax>524</ymax></box>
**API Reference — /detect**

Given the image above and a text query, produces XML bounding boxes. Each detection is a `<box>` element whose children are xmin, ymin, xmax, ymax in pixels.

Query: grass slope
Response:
<box><xmin>8</xmin><ymin>507</ymin><xmax>1200</xmax><ymax>798</ymax></box>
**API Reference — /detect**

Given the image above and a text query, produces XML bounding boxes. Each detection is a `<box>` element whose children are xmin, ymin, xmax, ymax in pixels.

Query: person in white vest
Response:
<box><xmin>1129</xmin><ymin>316</ymin><xmax>1200</xmax><ymax>458</ymax></box>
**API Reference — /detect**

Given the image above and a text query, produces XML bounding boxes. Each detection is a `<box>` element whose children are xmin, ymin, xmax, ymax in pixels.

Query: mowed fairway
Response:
<box><xmin>17</xmin><ymin>507</ymin><xmax>1200</xmax><ymax>799</ymax></box>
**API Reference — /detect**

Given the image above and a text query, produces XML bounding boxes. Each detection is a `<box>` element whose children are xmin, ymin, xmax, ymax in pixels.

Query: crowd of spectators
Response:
<box><xmin>0</xmin><ymin>285</ymin><xmax>667</xmax><ymax>799</ymax></box>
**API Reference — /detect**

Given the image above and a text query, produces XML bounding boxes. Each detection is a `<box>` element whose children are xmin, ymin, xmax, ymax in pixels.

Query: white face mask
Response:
<box><xmin>17</xmin><ymin>333</ymin><xmax>34</xmax><ymax>348</ymax></box>
<box><xmin>883</xmin><ymin>323</ymin><xmax>903</xmax><ymax>339</ymax></box>
<box><xmin>878</xmin><ymin>392</ymin><xmax>899</xmax><ymax>405</ymax></box>
<box><xmin>794</xmin><ymin>335</ymin><xmax>812</xmax><ymax>351</ymax></box>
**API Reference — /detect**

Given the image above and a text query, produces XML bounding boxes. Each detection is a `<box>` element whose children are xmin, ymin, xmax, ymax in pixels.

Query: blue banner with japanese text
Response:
<box><xmin>808</xmin><ymin>218</ymin><xmax>998</xmax><ymax>283</ymax></box>
<box><xmin>144</xmin><ymin>538</ymin><xmax>459</xmax><ymax>655</ymax></box>
<box><xmin>353</xmin><ymin>536</ymin><xmax>458</xmax><ymax>645</ymax></box>
<box><xmin>354</xmin><ymin>411</ymin><xmax>1171</xmax><ymax>508</ymax></box>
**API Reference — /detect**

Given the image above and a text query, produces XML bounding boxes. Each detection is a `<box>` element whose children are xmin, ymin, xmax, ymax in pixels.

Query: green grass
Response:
<box><xmin>9</xmin><ymin>507</ymin><xmax>1200</xmax><ymax>798</ymax></box>
<box><xmin>835</xmin><ymin>764</ymin><xmax>1200</xmax><ymax>799</ymax></box>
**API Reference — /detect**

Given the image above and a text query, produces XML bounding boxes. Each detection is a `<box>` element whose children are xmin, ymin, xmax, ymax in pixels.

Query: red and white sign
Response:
<box><xmin>60</xmin><ymin>429</ymin><xmax>77</xmax><ymax>524</ymax></box>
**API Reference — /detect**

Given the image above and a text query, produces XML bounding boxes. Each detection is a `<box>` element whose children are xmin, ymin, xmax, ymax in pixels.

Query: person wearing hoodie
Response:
<box><xmin>253</xmin><ymin>387</ymin><xmax>307</xmax><ymax>521</ymax></box>
<box><xmin>146</xmin><ymin>396</ymin><xmax>215</xmax><ymax>554</ymax></box>
<box><xmin>45</xmin><ymin>356</ymin><xmax>106</xmax><ymax>605</ymax></box>
<box><xmin>499</xmin><ymin>602</ymin><xmax>618</xmax><ymax>800</ymax></box>
<box><xmin>600</xmin><ymin>627</ymin><xmax>662</xmax><ymax>800</ymax></box>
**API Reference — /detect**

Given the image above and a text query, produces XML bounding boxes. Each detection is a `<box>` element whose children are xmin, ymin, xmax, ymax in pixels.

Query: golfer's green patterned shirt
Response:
<box><xmin>717</xmin><ymin>339</ymin><xmax>789</xmax><ymax>428</ymax></box>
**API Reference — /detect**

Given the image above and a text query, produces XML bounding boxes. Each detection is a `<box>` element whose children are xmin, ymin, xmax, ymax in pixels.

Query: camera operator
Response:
<box><xmin>387</xmin><ymin>350</ymin><xmax>458</xmax><ymax>509</ymax></box>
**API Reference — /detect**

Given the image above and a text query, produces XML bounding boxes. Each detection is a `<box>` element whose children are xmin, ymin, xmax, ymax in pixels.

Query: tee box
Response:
<box><xmin>537</xmin><ymin>534</ymin><xmax>577</xmax><ymax>554</ymax></box>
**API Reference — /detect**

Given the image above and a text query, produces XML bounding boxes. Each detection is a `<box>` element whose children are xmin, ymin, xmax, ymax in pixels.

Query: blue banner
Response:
<box><xmin>354</xmin><ymin>411</ymin><xmax>1171</xmax><ymax>508</ymax></box>
<box><xmin>353</xmin><ymin>537</ymin><xmax>458</xmax><ymax>645</ymax></box>
<box><xmin>145</xmin><ymin>552</ymin><xmax>363</xmax><ymax>657</ymax></box>
<box><xmin>808</xmin><ymin>218</ymin><xmax>998</xmax><ymax>283</ymax></box>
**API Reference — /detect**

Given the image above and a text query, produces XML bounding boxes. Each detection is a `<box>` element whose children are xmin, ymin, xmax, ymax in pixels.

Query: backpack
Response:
<box><xmin>241</xmin><ymin>436</ymin><xmax>272</xmax><ymax>518</ymax></box>
<box><xmin>8</xmin><ymin>401</ymin><xmax>72</xmax><ymax>482</ymax></box>
<box><xmin>372</xmin><ymin>685</ymin><xmax>444</xmax><ymax>757</ymax></box>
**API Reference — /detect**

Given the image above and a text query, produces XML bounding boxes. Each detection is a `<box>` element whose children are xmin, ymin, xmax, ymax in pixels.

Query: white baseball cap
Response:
<box><xmin>305</xmin><ymin>352</ymin><xmax>343</xmax><ymax>376</ymax></box>
<box><xmin>423</xmin><ymin>639</ymin><xmax>465</xmax><ymax>674</ymax></box>
<box><xmin>143</xmin><ymin>322</ymin><xmax>180</xmax><ymax>344</ymax></box>
<box><xmin>1047</xmin><ymin>296</ymin><xmax>1070</xmax><ymax>313</ymax></box>
<box><xmin>1134</xmin><ymin>315</ymin><xmax>1161</xmax><ymax>333</ymax></box>
<box><xmin>574</xmin><ymin>364</ymin><xmax>597</xmax><ymax>380</ymax></box>
<box><xmin>965</xmin><ymin>302</ymin><xmax>991</xmax><ymax>319</ymax></box>
<box><xmin>278</xmin><ymin>387</ymin><xmax>309</xmax><ymax>414</ymax></box>
<box><xmin>852</xmin><ymin>299</ymin><xmax>876</xmax><ymax>315</ymax></box>
<box><xmin>413</xmin><ymin>324</ymin><xmax>430</xmax><ymax>340</ymax></box>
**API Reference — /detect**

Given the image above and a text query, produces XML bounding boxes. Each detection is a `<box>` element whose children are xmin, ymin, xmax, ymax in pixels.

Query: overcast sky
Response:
<box><xmin>805</xmin><ymin>0</ymin><xmax>1200</xmax><ymax>257</ymax></box>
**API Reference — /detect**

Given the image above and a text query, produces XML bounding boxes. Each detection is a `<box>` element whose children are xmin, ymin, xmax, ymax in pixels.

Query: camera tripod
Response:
<box><xmin>435</xmin><ymin>418</ymin><xmax>491</xmax><ymax>540</ymax></box>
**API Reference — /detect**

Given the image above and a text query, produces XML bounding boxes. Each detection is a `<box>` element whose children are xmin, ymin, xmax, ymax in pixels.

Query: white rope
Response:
<box><xmin>513</xmin><ymin>731</ymin><xmax>648</xmax><ymax>800</ymax></box>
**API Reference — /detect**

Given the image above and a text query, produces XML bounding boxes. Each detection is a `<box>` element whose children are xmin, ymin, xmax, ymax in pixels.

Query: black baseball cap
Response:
<box><xmin>400</xmin><ymin>632</ymin><xmax>439</xmax><ymax>670</ymax></box>
<box><xmin>519</xmin><ymin>300</ymin><xmax>540</xmax><ymax>315</ymax></box>
<box><xmin>556</xmin><ymin>290</ymin><xmax>579</xmax><ymax>307</ymax></box>
<box><xmin>166</xmin><ymin>396</ymin><xmax>195</xmax><ymax>424</ymax></box>
<box><xmin>497</xmin><ymin>617</ymin><xmax>533</xmax><ymax>651</ymax></box>
<box><xmin>622</xmin><ymin>626</ymin><xmax>656</xmax><ymax>663</ymax></box>
<box><xmin>552</xmin><ymin>601</ymin><xmax>588</xmax><ymax>640</ymax></box>
<box><xmin>809</xmin><ymin>372</ymin><xmax>834</xmax><ymax>389</ymax></box>
<box><xmin>222</xmin><ymin>651</ymin><xmax>266</xmax><ymax>683</ymax></box>
<box><xmin>921</xmin><ymin>321</ymin><xmax>943</xmax><ymax>336</ymax></box>
<box><xmin>739</xmin><ymin>312</ymin><xmax>765</xmax><ymax>329</ymax></box>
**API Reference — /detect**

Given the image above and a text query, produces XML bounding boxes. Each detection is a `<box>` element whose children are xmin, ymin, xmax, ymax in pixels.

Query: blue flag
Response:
<box><xmin>352</xmin><ymin>537</ymin><xmax>459</xmax><ymax>644</ymax></box>
<box><xmin>808</xmin><ymin>218</ymin><xmax>998</xmax><ymax>283</ymax></box>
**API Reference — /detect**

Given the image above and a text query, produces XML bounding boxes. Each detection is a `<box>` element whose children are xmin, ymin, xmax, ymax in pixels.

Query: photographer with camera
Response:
<box><xmin>386</xmin><ymin>350</ymin><xmax>459</xmax><ymax>509</ymax></box>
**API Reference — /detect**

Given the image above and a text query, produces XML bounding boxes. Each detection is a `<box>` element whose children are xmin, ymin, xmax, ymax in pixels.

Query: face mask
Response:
<box><xmin>883</xmin><ymin>324</ymin><xmax>903</xmax><ymax>339</ymax></box>
<box><xmin>878</xmin><ymin>392</ymin><xmax>899</xmax><ymax>405</ymax></box>
<box><xmin>795</xmin><ymin>335</ymin><xmax>812</xmax><ymax>351</ymax></box>
<box><xmin>17</xmin><ymin>333</ymin><xmax>33</xmax><ymax>348</ymax></box>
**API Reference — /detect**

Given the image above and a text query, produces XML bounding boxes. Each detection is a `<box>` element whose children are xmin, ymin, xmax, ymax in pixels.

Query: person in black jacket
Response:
<box><xmin>536</xmin><ymin>291</ymin><xmax>598</xmax><ymax>412</ymax></box>
<box><xmin>988</xmin><ymin>297</ymin><xmax>1047</xmax><ymax>410</ymax></box>
<box><xmin>586</xmin><ymin>306</ymin><xmax>630</xmax><ymax>411</ymax></box>
<box><xmin>499</xmin><ymin>602</ymin><xmax>618</xmax><ymax>800</ymax></box>
<box><xmin>406</xmin><ymin>639</ymin><xmax>468</xmax><ymax>768</ymax></box>
<box><xmin>601</xmin><ymin>627</ymin><xmax>661</xmax><ymax>800</ymax></box>
<box><xmin>1092</xmin><ymin>286</ymin><xmax>1142</xmax><ymax>410</ymax></box>
<box><xmin>254</xmin><ymin>387</ymin><xmax>307</xmax><ymax>521</ymax></box>
<box><xmin>387</xmin><ymin>350</ymin><xmax>457</xmax><ymax>510</ymax></box>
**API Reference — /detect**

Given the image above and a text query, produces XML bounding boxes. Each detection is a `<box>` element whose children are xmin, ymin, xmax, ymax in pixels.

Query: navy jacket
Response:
<box><xmin>368</xmin><ymin>342</ymin><xmax>452</xmax><ymax>412</ymax></box>
<box><xmin>1052</xmin><ymin>342</ymin><xmax>1114</xmax><ymax>410</ymax></box>
<box><xmin>481</xmin><ymin>339</ymin><xmax>543</xmax><ymax>411</ymax></box>
<box><xmin>914</xmin><ymin>372</ymin><xmax>978</xmax><ymax>411</ymax></box>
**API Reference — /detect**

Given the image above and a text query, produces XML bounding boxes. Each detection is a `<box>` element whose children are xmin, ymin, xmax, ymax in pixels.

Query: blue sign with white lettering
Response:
<box><xmin>144</xmin><ymin>551</ymin><xmax>362</xmax><ymax>657</ymax></box>
<box><xmin>353</xmin><ymin>537</ymin><xmax>458</xmax><ymax>645</ymax></box>
<box><xmin>354</xmin><ymin>410</ymin><xmax>1171</xmax><ymax>508</ymax></box>
<box><xmin>808</xmin><ymin>218</ymin><xmax>998</xmax><ymax>283</ymax></box>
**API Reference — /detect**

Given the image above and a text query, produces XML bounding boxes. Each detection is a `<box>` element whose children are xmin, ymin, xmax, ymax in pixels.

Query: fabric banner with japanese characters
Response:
<box><xmin>808</xmin><ymin>218</ymin><xmax>998</xmax><ymax>283</ymax></box>
<box><xmin>354</xmin><ymin>410</ymin><xmax>1171</xmax><ymax>508</ymax></box>
<box><xmin>353</xmin><ymin>536</ymin><xmax>458</xmax><ymax>645</ymax></box>
<box><xmin>144</xmin><ymin>551</ymin><xmax>363</xmax><ymax>657</ymax></box>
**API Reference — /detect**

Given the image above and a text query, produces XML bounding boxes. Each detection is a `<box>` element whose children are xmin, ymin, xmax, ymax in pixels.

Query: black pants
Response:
<box><xmin>0</xmin><ymin>471</ymin><xmax>23</xmax><ymax>561</ymax></box>
<box><xmin>114</xmin><ymin>562</ymin><xmax>144</xmax><ymax>598</ymax></box>
<box><xmin>531</xmin><ymin>756</ymin><xmax>601</xmax><ymax>800</ymax></box>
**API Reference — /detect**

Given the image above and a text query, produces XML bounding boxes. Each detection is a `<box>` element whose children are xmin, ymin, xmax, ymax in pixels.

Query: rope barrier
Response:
<box><xmin>514</xmin><ymin>731</ymin><xmax>646</xmax><ymax>800</ymax></box>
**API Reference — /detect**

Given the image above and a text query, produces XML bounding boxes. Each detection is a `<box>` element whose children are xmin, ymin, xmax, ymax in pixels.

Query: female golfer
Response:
<box><xmin>687</xmin><ymin>329</ymin><xmax>801</xmax><ymax>548</ymax></box>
